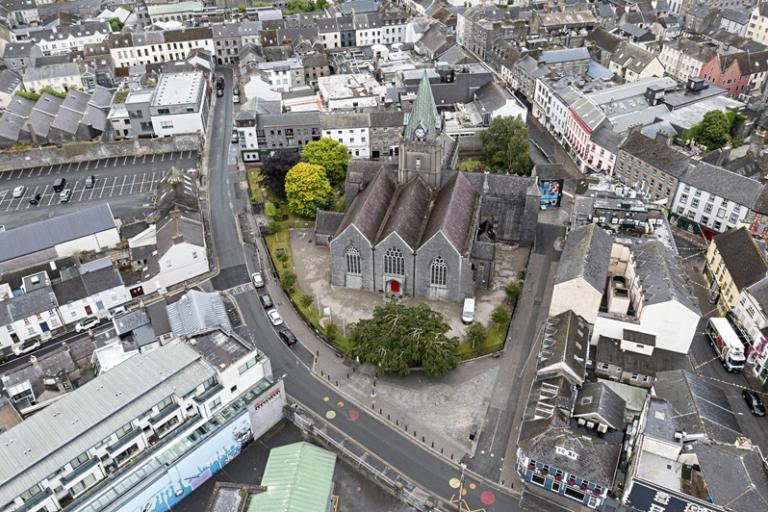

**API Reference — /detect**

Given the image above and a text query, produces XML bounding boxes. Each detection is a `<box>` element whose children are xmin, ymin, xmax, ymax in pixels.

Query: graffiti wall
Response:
<box><xmin>120</xmin><ymin>411</ymin><xmax>254</xmax><ymax>512</ymax></box>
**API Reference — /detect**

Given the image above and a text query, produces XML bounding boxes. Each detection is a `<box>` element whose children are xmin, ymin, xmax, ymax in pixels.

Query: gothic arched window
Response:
<box><xmin>430</xmin><ymin>256</ymin><xmax>447</xmax><ymax>287</ymax></box>
<box><xmin>346</xmin><ymin>246</ymin><xmax>361</xmax><ymax>275</ymax></box>
<box><xmin>384</xmin><ymin>247</ymin><xmax>404</xmax><ymax>275</ymax></box>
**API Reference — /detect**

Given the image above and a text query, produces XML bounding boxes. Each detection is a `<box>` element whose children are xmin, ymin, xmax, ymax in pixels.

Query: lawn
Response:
<box><xmin>456</xmin><ymin>317</ymin><xmax>509</xmax><ymax>360</ymax></box>
<box><xmin>265</xmin><ymin>228</ymin><xmax>351</xmax><ymax>355</ymax></box>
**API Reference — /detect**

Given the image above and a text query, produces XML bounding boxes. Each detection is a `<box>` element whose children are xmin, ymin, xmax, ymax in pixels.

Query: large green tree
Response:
<box><xmin>302</xmin><ymin>137</ymin><xmax>350</xmax><ymax>186</ymax></box>
<box><xmin>679</xmin><ymin>109</ymin><xmax>746</xmax><ymax>150</ymax></box>
<box><xmin>261</xmin><ymin>149</ymin><xmax>300</xmax><ymax>199</ymax></box>
<box><xmin>349</xmin><ymin>302</ymin><xmax>459</xmax><ymax>377</ymax></box>
<box><xmin>480</xmin><ymin>116</ymin><xmax>533</xmax><ymax>175</ymax></box>
<box><xmin>284</xmin><ymin>162</ymin><xmax>331</xmax><ymax>218</ymax></box>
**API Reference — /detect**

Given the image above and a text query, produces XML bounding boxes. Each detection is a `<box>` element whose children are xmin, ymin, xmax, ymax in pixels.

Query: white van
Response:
<box><xmin>462</xmin><ymin>298</ymin><xmax>475</xmax><ymax>324</ymax></box>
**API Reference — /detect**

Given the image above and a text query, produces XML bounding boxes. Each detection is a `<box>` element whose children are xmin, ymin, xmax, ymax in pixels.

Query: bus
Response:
<box><xmin>705</xmin><ymin>317</ymin><xmax>746</xmax><ymax>372</ymax></box>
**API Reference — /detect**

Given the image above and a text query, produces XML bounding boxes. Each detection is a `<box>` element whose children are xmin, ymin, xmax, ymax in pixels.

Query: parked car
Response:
<box><xmin>233</xmin><ymin>94</ymin><xmax>240</xmax><ymax>104</ymax></box>
<box><xmin>267</xmin><ymin>309</ymin><xmax>283</xmax><ymax>326</ymax></box>
<box><xmin>59</xmin><ymin>188</ymin><xmax>72</xmax><ymax>203</ymax></box>
<box><xmin>53</xmin><ymin>177</ymin><xmax>66</xmax><ymax>192</ymax></box>
<box><xmin>85</xmin><ymin>175</ymin><xmax>96</xmax><ymax>188</ymax></box>
<box><xmin>13</xmin><ymin>340</ymin><xmax>40</xmax><ymax>356</ymax></box>
<box><xmin>743</xmin><ymin>389</ymin><xmax>766</xmax><ymax>416</ymax></box>
<box><xmin>252</xmin><ymin>272</ymin><xmax>264</xmax><ymax>288</ymax></box>
<box><xmin>28</xmin><ymin>193</ymin><xmax>41</xmax><ymax>205</ymax></box>
<box><xmin>110</xmin><ymin>305</ymin><xmax>126</xmax><ymax>317</ymax></box>
<box><xmin>231</xmin><ymin>131</ymin><xmax>239</xmax><ymax>143</ymax></box>
<box><xmin>278</xmin><ymin>327</ymin><xmax>297</xmax><ymax>346</ymax></box>
<box><xmin>75</xmin><ymin>317</ymin><xmax>100</xmax><ymax>333</ymax></box>
<box><xmin>461</xmin><ymin>297</ymin><xmax>476</xmax><ymax>324</ymax></box>
<box><xmin>260</xmin><ymin>293</ymin><xmax>273</xmax><ymax>309</ymax></box>
<box><xmin>12</xmin><ymin>185</ymin><xmax>25</xmax><ymax>198</ymax></box>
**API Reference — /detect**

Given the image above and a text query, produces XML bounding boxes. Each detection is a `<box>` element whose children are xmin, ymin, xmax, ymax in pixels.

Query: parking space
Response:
<box><xmin>0</xmin><ymin>150</ymin><xmax>197</xmax><ymax>182</ymax></box>
<box><xmin>0</xmin><ymin>170</ymin><xmax>164</xmax><ymax>212</ymax></box>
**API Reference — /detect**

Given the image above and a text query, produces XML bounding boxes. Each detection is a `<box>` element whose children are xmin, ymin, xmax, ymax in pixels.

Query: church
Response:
<box><xmin>314</xmin><ymin>73</ymin><xmax>540</xmax><ymax>303</ymax></box>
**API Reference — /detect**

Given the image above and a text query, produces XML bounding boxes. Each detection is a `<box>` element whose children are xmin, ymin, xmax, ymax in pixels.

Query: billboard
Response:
<box><xmin>539</xmin><ymin>179</ymin><xmax>563</xmax><ymax>209</ymax></box>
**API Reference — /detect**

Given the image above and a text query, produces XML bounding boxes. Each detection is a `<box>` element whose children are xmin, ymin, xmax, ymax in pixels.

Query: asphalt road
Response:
<box><xmin>204</xmin><ymin>69</ymin><xmax>529</xmax><ymax>511</ymax></box>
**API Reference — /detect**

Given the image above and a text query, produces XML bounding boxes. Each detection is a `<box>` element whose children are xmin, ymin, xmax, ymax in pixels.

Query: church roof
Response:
<box><xmin>335</xmin><ymin>166</ymin><xmax>396</xmax><ymax>243</ymax></box>
<box><xmin>421</xmin><ymin>172</ymin><xmax>477</xmax><ymax>254</ymax></box>
<box><xmin>376</xmin><ymin>176</ymin><xmax>432</xmax><ymax>250</ymax></box>
<box><xmin>404</xmin><ymin>71</ymin><xmax>441</xmax><ymax>141</ymax></box>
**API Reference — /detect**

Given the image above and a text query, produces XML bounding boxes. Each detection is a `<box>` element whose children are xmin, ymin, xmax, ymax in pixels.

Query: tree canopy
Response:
<box><xmin>284</xmin><ymin>162</ymin><xmax>332</xmax><ymax>218</ymax></box>
<box><xmin>286</xmin><ymin>0</ymin><xmax>329</xmax><ymax>14</ymax></box>
<box><xmin>678</xmin><ymin>109</ymin><xmax>746</xmax><ymax>150</ymax></box>
<box><xmin>349</xmin><ymin>302</ymin><xmax>459</xmax><ymax>377</ymax></box>
<box><xmin>302</xmin><ymin>137</ymin><xmax>350</xmax><ymax>186</ymax></box>
<box><xmin>261</xmin><ymin>150</ymin><xmax>300</xmax><ymax>199</ymax></box>
<box><xmin>479</xmin><ymin>116</ymin><xmax>533</xmax><ymax>175</ymax></box>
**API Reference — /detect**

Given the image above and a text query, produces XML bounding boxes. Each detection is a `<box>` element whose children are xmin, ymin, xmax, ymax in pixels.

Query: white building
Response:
<box><xmin>747</xmin><ymin>3</ymin><xmax>768</xmax><ymax>46</ymax></box>
<box><xmin>109</xmin><ymin>28</ymin><xmax>214</xmax><ymax>69</ymax></box>
<box><xmin>670</xmin><ymin>161</ymin><xmax>760</xmax><ymax>234</ymax></box>
<box><xmin>22</xmin><ymin>62</ymin><xmax>82</xmax><ymax>93</ymax></box>
<box><xmin>146</xmin><ymin>0</ymin><xmax>204</xmax><ymax>24</ymax></box>
<box><xmin>317</xmin><ymin>73</ymin><xmax>384</xmax><ymax>111</ymax></box>
<box><xmin>734</xmin><ymin>278</ymin><xmax>768</xmax><ymax>383</ymax></box>
<box><xmin>255</xmin><ymin>57</ymin><xmax>304</xmax><ymax>92</ymax></box>
<box><xmin>0</xmin><ymin>272</ymin><xmax>63</xmax><ymax>353</ymax></box>
<box><xmin>53</xmin><ymin>258</ymin><xmax>131</xmax><ymax>326</ymax></box>
<box><xmin>28</xmin><ymin>22</ymin><xmax>111</xmax><ymax>56</ymax></box>
<box><xmin>149</xmin><ymin>71</ymin><xmax>209</xmax><ymax>138</ymax></box>
<box><xmin>0</xmin><ymin>335</ymin><xmax>285</xmax><ymax>512</ymax></box>
<box><xmin>0</xmin><ymin>203</ymin><xmax>120</xmax><ymax>273</ymax></box>
<box><xmin>321</xmin><ymin>112</ymin><xmax>370</xmax><ymax>159</ymax></box>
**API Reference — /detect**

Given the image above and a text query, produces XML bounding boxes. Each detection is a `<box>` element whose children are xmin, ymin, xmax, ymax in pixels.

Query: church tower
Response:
<box><xmin>398</xmin><ymin>71</ymin><xmax>447</xmax><ymax>189</ymax></box>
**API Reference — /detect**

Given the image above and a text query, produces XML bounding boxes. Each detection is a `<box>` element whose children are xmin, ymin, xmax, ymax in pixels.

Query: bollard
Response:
<box><xmin>387</xmin><ymin>414</ymin><xmax>391</xmax><ymax>420</ymax></box>
<box><xmin>431</xmin><ymin>441</ymin><xmax>434</xmax><ymax>448</ymax></box>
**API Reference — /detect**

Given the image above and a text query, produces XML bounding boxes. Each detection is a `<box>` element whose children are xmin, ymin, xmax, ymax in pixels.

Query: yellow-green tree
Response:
<box><xmin>302</xmin><ymin>137</ymin><xmax>350</xmax><ymax>186</ymax></box>
<box><xmin>284</xmin><ymin>162</ymin><xmax>331</xmax><ymax>219</ymax></box>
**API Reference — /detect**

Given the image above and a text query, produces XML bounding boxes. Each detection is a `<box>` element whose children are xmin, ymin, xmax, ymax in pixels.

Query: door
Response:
<box><xmin>85</xmin><ymin>305</ymin><xmax>93</xmax><ymax>315</ymax></box>
<box><xmin>390</xmin><ymin>280</ymin><xmax>400</xmax><ymax>293</ymax></box>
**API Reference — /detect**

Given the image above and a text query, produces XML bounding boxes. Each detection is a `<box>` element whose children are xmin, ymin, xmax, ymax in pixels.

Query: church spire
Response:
<box><xmin>405</xmin><ymin>71</ymin><xmax>441</xmax><ymax>142</ymax></box>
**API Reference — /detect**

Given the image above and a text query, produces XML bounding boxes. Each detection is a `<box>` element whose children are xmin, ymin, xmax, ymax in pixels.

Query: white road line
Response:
<box><xmin>132</xmin><ymin>156</ymin><xmax>137</xmax><ymax>164</ymax></box>
<box><xmin>128</xmin><ymin>174</ymin><xmax>138</xmax><ymax>194</ymax></box>
<box><xmin>98</xmin><ymin>177</ymin><xmax>109</xmax><ymax>198</ymax></box>
<box><xmin>36</xmin><ymin>167</ymin><xmax>43</xmax><ymax>177</ymax></box>
<box><xmin>118</xmin><ymin>175</ymin><xmax>128</xmax><ymax>195</ymax></box>
<box><xmin>69</xmin><ymin>182</ymin><xmax>79</xmax><ymax>203</ymax></box>
<box><xmin>77</xmin><ymin>182</ymin><xmax>87</xmax><ymax>202</ymax></box>
<box><xmin>88</xmin><ymin>181</ymin><xmax>97</xmax><ymax>201</ymax></box>
<box><xmin>46</xmin><ymin>190</ymin><xmax>56</xmax><ymax>206</ymax></box>
<box><xmin>138</xmin><ymin>172</ymin><xmax>147</xmax><ymax>193</ymax></box>
<box><xmin>159</xmin><ymin>153</ymin><xmax>165</xmax><ymax>162</ymax></box>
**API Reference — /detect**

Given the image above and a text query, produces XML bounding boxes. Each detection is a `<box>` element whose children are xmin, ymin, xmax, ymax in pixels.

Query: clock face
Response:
<box><xmin>414</xmin><ymin>127</ymin><xmax>426</xmax><ymax>139</ymax></box>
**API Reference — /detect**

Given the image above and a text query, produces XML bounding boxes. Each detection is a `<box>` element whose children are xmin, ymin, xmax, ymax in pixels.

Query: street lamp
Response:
<box><xmin>458</xmin><ymin>463</ymin><xmax>467</xmax><ymax>512</ymax></box>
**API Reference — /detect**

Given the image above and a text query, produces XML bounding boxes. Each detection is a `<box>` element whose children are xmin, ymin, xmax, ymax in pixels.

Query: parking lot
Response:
<box><xmin>0</xmin><ymin>150</ymin><xmax>198</xmax><ymax>214</ymax></box>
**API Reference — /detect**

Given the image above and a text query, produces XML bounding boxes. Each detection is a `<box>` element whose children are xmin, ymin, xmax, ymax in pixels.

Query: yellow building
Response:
<box><xmin>705</xmin><ymin>227</ymin><xmax>768</xmax><ymax>315</ymax></box>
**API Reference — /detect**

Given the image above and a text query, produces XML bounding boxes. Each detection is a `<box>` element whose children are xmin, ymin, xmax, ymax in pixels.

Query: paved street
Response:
<box><xmin>204</xmin><ymin>68</ymin><xmax>530</xmax><ymax>511</ymax></box>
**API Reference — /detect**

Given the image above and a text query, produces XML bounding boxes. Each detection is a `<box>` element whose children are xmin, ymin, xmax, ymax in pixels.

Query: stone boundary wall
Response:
<box><xmin>0</xmin><ymin>135</ymin><xmax>203</xmax><ymax>173</ymax></box>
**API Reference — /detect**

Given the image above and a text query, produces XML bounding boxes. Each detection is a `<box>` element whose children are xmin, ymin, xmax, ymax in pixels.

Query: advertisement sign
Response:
<box><xmin>539</xmin><ymin>179</ymin><xmax>563</xmax><ymax>209</ymax></box>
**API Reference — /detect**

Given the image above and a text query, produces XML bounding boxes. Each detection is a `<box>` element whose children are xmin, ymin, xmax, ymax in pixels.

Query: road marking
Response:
<box><xmin>88</xmin><ymin>181</ymin><xmax>97</xmax><ymax>201</ymax></box>
<box><xmin>68</xmin><ymin>182</ymin><xmax>79</xmax><ymax>203</ymax></box>
<box><xmin>128</xmin><ymin>174</ymin><xmax>138</xmax><ymax>194</ymax></box>
<box><xmin>123</xmin><ymin>156</ymin><xmax>128</xmax><ymax>165</ymax></box>
<box><xmin>77</xmin><ymin>182</ymin><xmax>87</xmax><ymax>202</ymax></box>
<box><xmin>46</xmin><ymin>189</ymin><xmax>56</xmax><ymax>206</ymax></box>
<box><xmin>325</xmin><ymin>410</ymin><xmax>336</xmax><ymax>420</ymax></box>
<box><xmin>118</xmin><ymin>175</ymin><xmax>128</xmax><ymax>195</ymax></box>
<box><xmin>132</xmin><ymin>156</ymin><xmax>136</xmax><ymax>164</ymax></box>
<box><xmin>160</xmin><ymin>153</ymin><xmax>165</xmax><ymax>162</ymax></box>
<box><xmin>98</xmin><ymin>176</ymin><xmax>108</xmax><ymax>198</ymax></box>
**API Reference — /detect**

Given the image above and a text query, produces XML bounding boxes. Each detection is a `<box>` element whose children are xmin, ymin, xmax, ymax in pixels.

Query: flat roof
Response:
<box><xmin>151</xmin><ymin>72</ymin><xmax>204</xmax><ymax>107</ymax></box>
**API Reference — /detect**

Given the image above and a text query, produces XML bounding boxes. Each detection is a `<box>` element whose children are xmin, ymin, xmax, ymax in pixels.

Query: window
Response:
<box><xmin>21</xmin><ymin>484</ymin><xmax>42</xmax><ymax>502</ymax></box>
<box><xmin>156</xmin><ymin>395</ymin><xmax>173</xmax><ymax>411</ymax></box>
<box><xmin>345</xmin><ymin>246</ymin><xmax>361</xmax><ymax>275</ymax></box>
<box><xmin>679</xmin><ymin>194</ymin><xmax>688</xmax><ymax>204</ymax></box>
<box><xmin>238</xmin><ymin>356</ymin><xmax>258</xmax><ymax>375</ymax></box>
<box><xmin>430</xmin><ymin>256</ymin><xmax>447</xmax><ymax>287</ymax></box>
<box><xmin>384</xmin><ymin>247</ymin><xmax>404</xmax><ymax>275</ymax></box>
<box><xmin>729</xmin><ymin>212</ymin><xmax>739</xmax><ymax>223</ymax></box>
<box><xmin>691</xmin><ymin>198</ymin><xmax>700</xmax><ymax>208</ymax></box>
<box><xmin>115</xmin><ymin>422</ymin><xmax>133</xmax><ymax>439</ymax></box>
<box><xmin>209</xmin><ymin>397</ymin><xmax>222</xmax><ymax>411</ymax></box>
<box><xmin>714</xmin><ymin>220</ymin><xmax>722</xmax><ymax>230</ymax></box>
<box><xmin>70</xmin><ymin>451</ymin><xmax>90</xmax><ymax>469</ymax></box>
<box><xmin>160</xmin><ymin>121</ymin><xmax>174</xmax><ymax>129</ymax></box>
<box><xmin>717</xmin><ymin>208</ymin><xmax>726</xmax><ymax>219</ymax></box>
<box><xmin>69</xmin><ymin>474</ymin><xmax>97</xmax><ymax>497</ymax></box>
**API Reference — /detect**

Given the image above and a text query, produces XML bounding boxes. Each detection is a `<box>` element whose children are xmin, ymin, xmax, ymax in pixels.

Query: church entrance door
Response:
<box><xmin>390</xmin><ymin>280</ymin><xmax>401</xmax><ymax>293</ymax></box>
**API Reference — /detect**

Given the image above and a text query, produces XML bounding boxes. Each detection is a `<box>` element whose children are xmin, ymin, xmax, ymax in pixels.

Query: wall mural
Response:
<box><xmin>140</xmin><ymin>413</ymin><xmax>254</xmax><ymax>512</ymax></box>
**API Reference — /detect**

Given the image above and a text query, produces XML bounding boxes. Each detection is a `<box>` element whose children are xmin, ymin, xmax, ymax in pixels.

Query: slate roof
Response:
<box><xmin>587</xmin><ymin>27</ymin><xmax>622</xmax><ymax>53</ymax></box>
<box><xmin>336</xmin><ymin>167</ymin><xmax>396</xmax><ymax>243</ymax></box>
<box><xmin>694</xmin><ymin>443</ymin><xmax>768</xmax><ymax>511</ymax></box>
<box><xmin>554</xmin><ymin>224</ymin><xmax>612</xmax><ymax>292</ymax></box>
<box><xmin>653</xmin><ymin>369</ymin><xmax>743</xmax><ymax>444</ymax></box>
<box><xmin>0</xmin><ymin>69</ymin><xmax>21</xmax><ymax>94</ymax></box>
<box><xmin>611</xmin><ymin>41</ymin><xmax>658</xmax><ymax>74</ymax></box>
<box><xmin>167</xmin><ymin>290</ymin><xmax>231</xmax><ymax>337</ymax></box>
<box><xmin>619</xmin><ymin>131</ymin><xmax>690</xmax><ymax>178</ymax></box>
<box><xmin>679</xmin><ymin>161</ymin><xmax>763</xmax><ymax>208</ymax></box>
<box><xmin>421</xmin><ymin>172</ymin><xmax>477</xmax><ymax>254</ymax></box>
<box><xmin>634</xmin><ymin>239</ymin><xmax>696</xmax><ymax>311</ymax></box>
<box><xmin>405</xmin><ymin>71</ymin><xmax>441</xmax><ymax>141</ymax></box>
<box><xmin>572</xmin><ymin>382</ymin><xmax>626</xmax><ymax>431</ymax></box>
<box><xmin>747</xmin><ymin>276</ymin><xmax>768</xmax><ymax>311</ymax></box>
<box><xmin>156</xmin><ymin>210</ymin><xmax>205</xmax><ymax>256</ymax></box>
<box><xmin>2</xmin><ymin>287</ymin><xmax>58</xmax><ymax>321</ymax></box>
<box><xmin>541</xmin><ymin>47</ymin><xmax>590</xmax><ymax>64</ymax></box>
<box><xmin>720</xmin><ymin>51</ymin><xmax>768</xmax><ymax>76</ymax></box>
<box><xmin>713</xmin><ymin>227</ymin><xmax>768</xmax><ymax>290</ymax></box>
<box><xmin>374</xmin><ymin>177</ymin><xmax>430</xmax><ymax>249</ymax></box>
<box><xmin>0</xmin><ymin>204</ymin><xmax>115</xmax><ymax>263</ymax></box>
<box><xmin>537</xmin><ymin>310</ymin><xmax>590</xmax><ymax>385</ymax></box>
<box><xmin>596</xmin><ymin>335</ymin><xmax>691</xmax><ymax>376</ymax></box>
<box><xmin>314</xmin><ymin>211</ymin><xmax>344</xmax><ymax>236</ymax></box>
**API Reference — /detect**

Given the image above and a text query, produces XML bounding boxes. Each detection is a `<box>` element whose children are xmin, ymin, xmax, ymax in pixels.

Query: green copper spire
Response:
<box><xmin>405</xmin><ymin>71</ymin><xmax>441</xmax><ymax>141</ymax></box>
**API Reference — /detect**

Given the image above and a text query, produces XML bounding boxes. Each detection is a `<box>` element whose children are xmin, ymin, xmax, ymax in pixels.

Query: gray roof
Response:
<box><xmin>145</xmin><ymin>298</ymin><xmax>171</xmax><ymax>335</ymax></box>
<box><xmin>0</xmin><ymin>69</ymin><xmax>21</xmax><ymax>94</ymax></box>
<box><xmin>554</xmin><ymin>224</ymin><xmax>612</xmax><ymax>291</ymax></box>
<box><xmin>314</xmin><ymin>210</ymin><xmax>344</xmax><ymax>236</ymax></box>
<box><xmin>0</xmin><ymin>204</ymin><xmax>116</xmax><ymax>263</ymax></box>
<box><xmin>537</xmin><ymin>310</ymin><xmax>590</xmax><ymax>385</ymax></box>
<box><xmin>596</xmin><ymin>335</ymin><xmax>691</xmax><ymax>376</ymax></box>
<box><xmin>695</xmin><ymin>443</ymin><xmax>768</xmax><ymax>511</ymax></box>
<box><xmin>0</xmin><ymin>343</ymin><xmax>213</xmax><ymax>506</ymax></box>
<box><xmin>376</xmin><ymin>176</ymin><xmax>432</xmax><ymax>250</ymax></box>
<box><xmin>653</xmin><ymin>369</ymin><xmax>743</xmax><ymax>444</ymax></box>
<box><xmin>541</xmin><ymin>47</ymin><xmax>590</xmax><ymax>64</ymax></box>
<box><xmin>713</xmin><ymin>227</ymin><xmax>768</xmax><ymax>290</ymax></box>
<box><xmin>680</xmin><ymin>161</ymin><xmax>763</xmax><ymax>208</ymax></box>
<box><xmin>634</xmin><ymin>240</ymin><xmax>696</xmax><ymax>311</ymax></box>
<box><xmin>0</xmin><ymin>287</ymin><xmax>58</xmax><ymax>323</ymax></box>
<box><xmin>420</xmin><ymin>172</ymin><xmax>477</xmax><ymax>254</ymax></box>
<box><xmin>572</xmin><ymin>382</ymin><xmax>626</xmax><ymax>431</ymax></box>
<box><xmin>320</xmin><ymin>112</ymin><xmax>369</xmax><ymax>130</ymax></box>
<box><xmin>156</xmin><ymin>211</ymin><xmax>205</xmax><ymax>256</ymax></box>
<box><xmin>335</xmin><ymin>167</ymin><xmax>396</xmax><ymax>243</ymax></box>
<box><xmin>619</xmin><ymin>131</ymin><xmax>690</xmax><ymax>179</ymax></box>
<box><xmin>167</xmin><ymin>290</ymin><xmax>231</xmax><ymax>337</ymax></box>
<box><xmin>747</xmin><ymin>276</ymin><xmax>768</xmax><ymax>311</ymax></box>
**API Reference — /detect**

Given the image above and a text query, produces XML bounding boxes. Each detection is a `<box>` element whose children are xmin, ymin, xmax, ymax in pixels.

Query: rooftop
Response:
<box><xmin>151</xmin><ymin>72</ymin><xmax>205</xmax><ymax>107</ymax></box>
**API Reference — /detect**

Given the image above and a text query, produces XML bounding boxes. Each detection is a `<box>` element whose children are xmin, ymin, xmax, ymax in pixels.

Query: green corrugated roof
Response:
<box><xmin>248</xmin><ymin>442</ymin><xmax>336</xmax><ymax>512</ymax></box>
<box><xmin>405</xmin><ymin>71</ymin><xmax>440</xmax><ymax>141</ymax></box>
